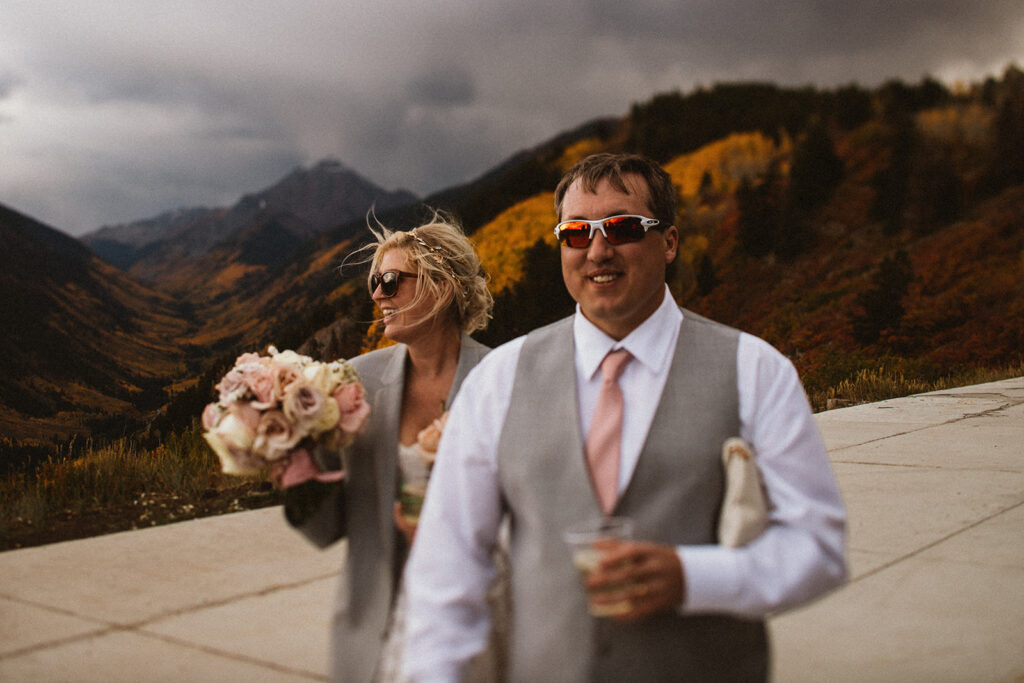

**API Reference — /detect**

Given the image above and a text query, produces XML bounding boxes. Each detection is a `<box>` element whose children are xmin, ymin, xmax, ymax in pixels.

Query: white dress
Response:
<box><xmin>375</xmin><ymin>446</ymin><xmax>509</xmax><ymax>682</ymax></box>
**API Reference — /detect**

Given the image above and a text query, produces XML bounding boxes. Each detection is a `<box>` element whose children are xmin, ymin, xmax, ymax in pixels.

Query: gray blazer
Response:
<box><xmin>286</xmin><ymin>334</ymin><xmax>490</xmax><ymax>682</ymax></box>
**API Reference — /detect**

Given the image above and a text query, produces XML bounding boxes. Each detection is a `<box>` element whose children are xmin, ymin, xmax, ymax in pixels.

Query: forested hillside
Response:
<box><xmin>136</xmin><ymin>65</ymin><xmax>1024</xmax><ymax>444</ymax></box>
<box><xmin>3</xmin><ymin>67</ymin><xmax>1022</xmax><ymax>471</ymax></box>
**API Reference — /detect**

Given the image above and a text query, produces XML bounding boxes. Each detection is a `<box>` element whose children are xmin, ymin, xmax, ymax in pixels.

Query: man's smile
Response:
<box><xmin>588</xmin><ymin>270</ymin><xmax>621</xmax><ymax>284</ymax></box>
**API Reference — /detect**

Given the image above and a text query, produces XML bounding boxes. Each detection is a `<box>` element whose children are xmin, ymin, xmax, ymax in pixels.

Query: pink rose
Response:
<box><xmin>235</xmin><ymin>352</ymin><xmax>262</xmax><ymax>366</ymax></box>
<box><xmin>217</xmin><ymin>357</ymin><xmax>267</xmax><ymax>403</ymax></box>
<box><xmin>272</xmin><ymin>361</ymin><xmax>302</xmax><ymax>400</ymax></box>
<box><xmin>201</xmin><ymin>402</ymin><xmax>223</xmax><ymax>430</ymax></box>
<box><xmin>252</xmin><ymin>409</ymin><xmax>302</xmax><ymax>461</ymax></box>
<box><xmin>334</xmin><ymin>382</ymin><xmax>371</xmax><ymax>435</ymax></box>
<box><xmin>415</xmin><ymin>412</ymin><xmax>448</xmax><ymax>467</ymax></box>
<box><xmin>216</xmin><ymin>367</ymin><xmax>248</xmax><ymax>403</ymax></box>
<box><xmin>245</xmin><ymin>365</ymin><xmax>276</xmax><ymax>408</ymax></box>
<box><xmin>283</xmin><ymin>381</ymin><xmax>338</xmax><ymax>436</ymax></box>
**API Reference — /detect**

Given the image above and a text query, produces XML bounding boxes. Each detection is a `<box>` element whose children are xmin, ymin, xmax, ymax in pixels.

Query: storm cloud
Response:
<box><xmin>0</xmin><ymin>0</ymin><xmax>1021</xmax><ymax>236</ymax></box>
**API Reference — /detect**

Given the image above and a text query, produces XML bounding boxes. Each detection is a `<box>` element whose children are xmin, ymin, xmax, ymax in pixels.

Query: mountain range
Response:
<box><xmin>81</xmin><ymin>159</ymin><xmax>417</xmax><ymax>292</ymax></box>
<box><xmin>2</xmin><ymin>65</ymin><xmax>1022</xmax><ymax>471</ymax></box>
<box><xmin>0</xmin><ymin>204</ymin><xmax>188</xmax><ymax>453</ymax></box>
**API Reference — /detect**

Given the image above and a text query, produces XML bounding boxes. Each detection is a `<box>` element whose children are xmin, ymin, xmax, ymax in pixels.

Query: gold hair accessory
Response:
<box><xmin>409</xmin><ymin>231</ymin><xmax>464</xmax><ymax>294</ymax></box>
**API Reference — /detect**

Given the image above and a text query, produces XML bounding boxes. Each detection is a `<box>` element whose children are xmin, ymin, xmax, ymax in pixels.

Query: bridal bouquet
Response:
<box><xmin>201</xmin><ymin>346</ymin><xmax>370</xmax><ymax>487</ymax></box>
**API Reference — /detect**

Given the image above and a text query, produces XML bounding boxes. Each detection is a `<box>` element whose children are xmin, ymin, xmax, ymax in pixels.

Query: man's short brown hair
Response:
<box><xmin>553</xmin><ymin>153</ymin><xmax>677</xmax><ymax>228</ymax></box>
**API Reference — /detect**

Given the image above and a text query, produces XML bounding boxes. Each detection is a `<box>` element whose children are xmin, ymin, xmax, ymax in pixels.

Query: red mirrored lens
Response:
<box><xmin>558</xmin><ymin>222</ymin><xmax>593</xmax><ymax>248</ymax></box>
<box><xmin>556</xmin><ymin>216</ymin><xmax>647</xmax><ymax>248</ymax></box>
<box><xmin>602</xmin><ymin>216</ymin><xmax>646</xmax><ymax>244</ymax></box>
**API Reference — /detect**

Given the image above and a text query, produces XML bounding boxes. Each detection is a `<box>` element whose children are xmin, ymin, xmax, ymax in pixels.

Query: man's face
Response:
<box><xmin>559</xmin><ymin>174</ymin><xmax>678</xmax><ymax>340</ymax></box>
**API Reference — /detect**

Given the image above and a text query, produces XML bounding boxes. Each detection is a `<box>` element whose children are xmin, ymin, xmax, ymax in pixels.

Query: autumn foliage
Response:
<box><xmin>3</xmin><ymin>67</ymin><xmax>1023</xmax><ymax>473</ymax></box>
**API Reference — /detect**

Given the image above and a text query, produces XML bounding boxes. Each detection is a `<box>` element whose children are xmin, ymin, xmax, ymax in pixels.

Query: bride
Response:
<box><xmin>279</xmin><ymin>212</ymin><xmax>506</xmax><ymax>682</ymax></box>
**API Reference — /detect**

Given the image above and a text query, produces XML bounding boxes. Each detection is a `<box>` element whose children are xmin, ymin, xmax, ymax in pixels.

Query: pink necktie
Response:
<box><xmin>586</xmin><ymin>349</ymin><xmax>632</xmax><ymax>514</ymax></box>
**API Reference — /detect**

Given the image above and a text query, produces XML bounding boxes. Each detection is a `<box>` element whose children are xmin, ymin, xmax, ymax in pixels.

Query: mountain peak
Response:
<box><xmin>314</xmin><ymin>158</ymin><xmax>352</xmax><ymax>173</ymax></box>
<box><xmin>80</xmin><ymin>158</ymin><xmax>419</xmax><ymax>278</ymax></box>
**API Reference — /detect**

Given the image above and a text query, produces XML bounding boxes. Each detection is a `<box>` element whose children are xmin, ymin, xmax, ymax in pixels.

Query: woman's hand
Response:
<box><xmin>394</xmin><ymin>501</ymin><xmax>418</xmax><ymax>545</ymax></box>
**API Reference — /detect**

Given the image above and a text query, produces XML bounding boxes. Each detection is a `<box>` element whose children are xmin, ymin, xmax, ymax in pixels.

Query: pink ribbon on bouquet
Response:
<box><xmin>273</xmin><ymin>448</ymin><xmax>345</xmax><ymax>489</ymax></box>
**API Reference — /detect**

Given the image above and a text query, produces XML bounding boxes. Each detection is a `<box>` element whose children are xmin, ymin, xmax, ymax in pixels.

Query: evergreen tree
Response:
<box><xmin>985</xmin><ymin>65</ymin><xmax>1024</xmax><ymax>191</ymax></box>
<box><xmin>851</xmin><ymin>250</ymin><xmax>914</xmax><ymax>344</ymax></box>
<box><xmin>696</xmin><ymin>252</ymin><xmax>718</xmax><ymax>296</ymax></box>
<box><xmin>697</xmin><ymin>170</ymin><xmax>716</xmax><ymax>205</ymax></box>
<box><xmin>776</xmin><ymin>120</ymin><xmax>844</xmax><ymax>259</ymax></box>
<box><xmin>736</xmin><ymin>164</ymin><xmax>782</xmax><ymax>258</ymax></box>
<box><xmin>872</xmin><ymin>112</ymin><xmax>917</xmax><ymax>234</ymax></box>
<box><xmin>787</xmin><ymin>120</ymin><xmax>844</xmax><ymax>213</ymax></box>
<box><xmin>914</xmin><ymin>149</ymin><xmax>961</xmax><ymax>233</ymax></box>
<box><xmin>831</xmin><ymin>84</ymin><xmax>873</xmax><ymax>130</ymax></box>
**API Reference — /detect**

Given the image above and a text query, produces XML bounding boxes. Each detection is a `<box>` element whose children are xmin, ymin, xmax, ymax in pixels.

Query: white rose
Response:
<box><xmin>302</xmin><ymin>362</ymin><xmax>339</xmax><ymax>397</ymax></box>
<box><xmin>204</xmin><ymin>413</ymin><xmax>261</xmax><ymax>475</ymax></box>
<box><xmin>273</xmin><ymin>349</ymin><xmax>312</xmax><ymax>367</ymax></box>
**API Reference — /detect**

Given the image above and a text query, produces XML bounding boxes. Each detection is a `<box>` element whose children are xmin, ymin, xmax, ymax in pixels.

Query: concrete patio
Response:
<box><xmin>2</xmin><ymin>377</ymin><xmax>1022</xmax><ymax>681</ymax></box>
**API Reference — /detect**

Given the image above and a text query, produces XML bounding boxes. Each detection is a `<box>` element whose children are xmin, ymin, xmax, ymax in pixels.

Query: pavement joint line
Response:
<box><xmin>825</xmin><ymin>399</ymin><xmax>1022</xmax><ymax>455</ymax></box>
<box><xmin>2</xmin><ymin>573</ymin><xmax>342</xmax><ymax>679</ymax></box>
<box><xmin>1</xmin><ymin>623</ymin><xmax>327</xmax><ymax>680</ymax></box>
<box><xmin>0</xmin><ymin>625</ymin><xmax>124</xmax><ymax>661</ymax></box>
<box><xmin>1</xmin><ymin>569</ymin><xmax>340</xmax><ymax>629</ymax></box>
<box><xmin>2</xmin><ymin>379</ymin><xmax>1019</xmax><ymax>677</ymax></box>
<box><xmin>924</xmin><ymin>392</ymin><xmax>1024</xmax><ymax>402</ymax></box>
<box><xmin>126</xmin><ymin>569</ymin><xmax>342</xmax><ymax>630</ymax></box>
<box><xmin>841</xmin><ymin>498</ymin><xmax>1024</xmax><ymax>586</ymax></box>
<box><xmin>0</xmin><ymin>570</ymin><xmax>340</xmax><ymax>664</ymax></box>
<box><xmin>0</xmin><ymin>590</ymin><xmax>116</xmax><ymax>628</ymax></box>
<box><xmin>128</xmin><ymin>629</ymin><xmax>327</xmax><ymax>680</ymax></box>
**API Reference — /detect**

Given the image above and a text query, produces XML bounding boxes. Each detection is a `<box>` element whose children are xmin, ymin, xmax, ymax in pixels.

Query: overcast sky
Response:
<box><xmin>1</xmin><ymin>1</ymin><xmax>1021</xmax><ymax>237</ymax></box>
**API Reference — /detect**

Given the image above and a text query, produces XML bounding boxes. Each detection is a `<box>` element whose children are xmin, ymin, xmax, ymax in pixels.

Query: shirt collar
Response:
<box><xmin>574</xmin><ymin>284</ymin><xmax>683</xmax><ymax>381</ymax></box>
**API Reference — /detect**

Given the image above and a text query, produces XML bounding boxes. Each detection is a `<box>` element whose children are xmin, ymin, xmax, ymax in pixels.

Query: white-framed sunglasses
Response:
<box><xmin>554</xmin><ymin>214</ymin><xmax>660</xmax><ymax>248</ymax></box>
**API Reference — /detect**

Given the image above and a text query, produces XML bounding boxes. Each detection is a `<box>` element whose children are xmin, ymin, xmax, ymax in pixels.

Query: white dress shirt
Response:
<box><xmin>403</xmin><ymin>287</ymin><xmax>847</xmax><ymax>681</ymax></box>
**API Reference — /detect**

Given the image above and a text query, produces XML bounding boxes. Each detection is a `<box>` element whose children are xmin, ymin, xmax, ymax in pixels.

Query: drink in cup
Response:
<box><xmin>398</xmin><ymin>445</ymin><xmax>431</xmax><ymax>525</ymax></box>
<box><xmin>563</xmin><ymin>516</ymin><xmax>634</xmax><ymax>617</ymax></box>
<box><xmin>399</xmin><ymin>481</ymin><xmax>428</xmax><ymax>524</ymax></box>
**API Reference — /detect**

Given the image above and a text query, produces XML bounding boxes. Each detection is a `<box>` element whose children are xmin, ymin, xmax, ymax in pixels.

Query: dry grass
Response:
<box><xmin>0</xmin><ymin>426</ymin><xmax>281</xmax><ymax>551</ymax></box>
<box><xmin>1</xmin><ymin>365</ymin><xmax>1019</xmax><ymax>551</ymax></box>
<box><xmin>810</xmin><ymin>363</ymin><xmax>1024</xmax><ymax>412</ymax></box>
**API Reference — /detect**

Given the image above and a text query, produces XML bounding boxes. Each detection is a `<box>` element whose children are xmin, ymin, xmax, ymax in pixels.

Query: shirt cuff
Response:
<box><xmin>677</xmin><ymin>545</ymin><xmax>745</xmax><ymax>614</ymax></box>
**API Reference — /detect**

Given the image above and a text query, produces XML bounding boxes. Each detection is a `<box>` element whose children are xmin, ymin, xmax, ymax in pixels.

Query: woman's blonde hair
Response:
<box><xmin>353</xmin><ymin>209</ymin><xmax>493</xmax><ymax>334</ymax></box>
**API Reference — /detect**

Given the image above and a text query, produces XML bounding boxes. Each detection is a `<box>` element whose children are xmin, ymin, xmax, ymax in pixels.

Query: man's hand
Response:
<box><xmin>586</xmin><ymin>540</ymin><xmax>685</xmax><ymax>621</ymax></box>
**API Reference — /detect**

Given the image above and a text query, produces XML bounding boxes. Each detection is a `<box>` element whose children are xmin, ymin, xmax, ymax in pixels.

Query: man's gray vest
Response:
<box><xmin>496</xmin><ymin>311</ymin><xmax>768</xmax><ymax>682</ymax></box>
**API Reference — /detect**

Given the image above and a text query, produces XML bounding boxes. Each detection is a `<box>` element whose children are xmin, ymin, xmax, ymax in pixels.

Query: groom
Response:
<box><xmin>402</xmin><ymin>153</ymin><xmax>847</xmax><ymax>681</ymax></box>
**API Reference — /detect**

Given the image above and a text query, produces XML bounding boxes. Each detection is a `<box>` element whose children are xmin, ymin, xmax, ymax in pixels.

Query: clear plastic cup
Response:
<box><xmin>563</xmin><ymin>516</ymin><xmax>634</xmax><ymax>616</ymax></box>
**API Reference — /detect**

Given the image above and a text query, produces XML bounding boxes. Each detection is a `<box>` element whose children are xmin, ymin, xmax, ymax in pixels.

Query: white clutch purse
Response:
<box><xmin>717</xmin><ymin>437</ymin><xmax>769</xmax><ymax>547</ymax></box>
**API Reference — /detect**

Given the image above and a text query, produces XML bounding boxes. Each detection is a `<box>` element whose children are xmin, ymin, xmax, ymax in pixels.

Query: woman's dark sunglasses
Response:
<box><xmin>554</xmin><ymin>214</ymin><xmax>661</xmax><ymax>248</ymax></box>
<box><xmin>370</xmin><ymin>270</ymin><xmax>419</xmax><ymax>297</ymax></box>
